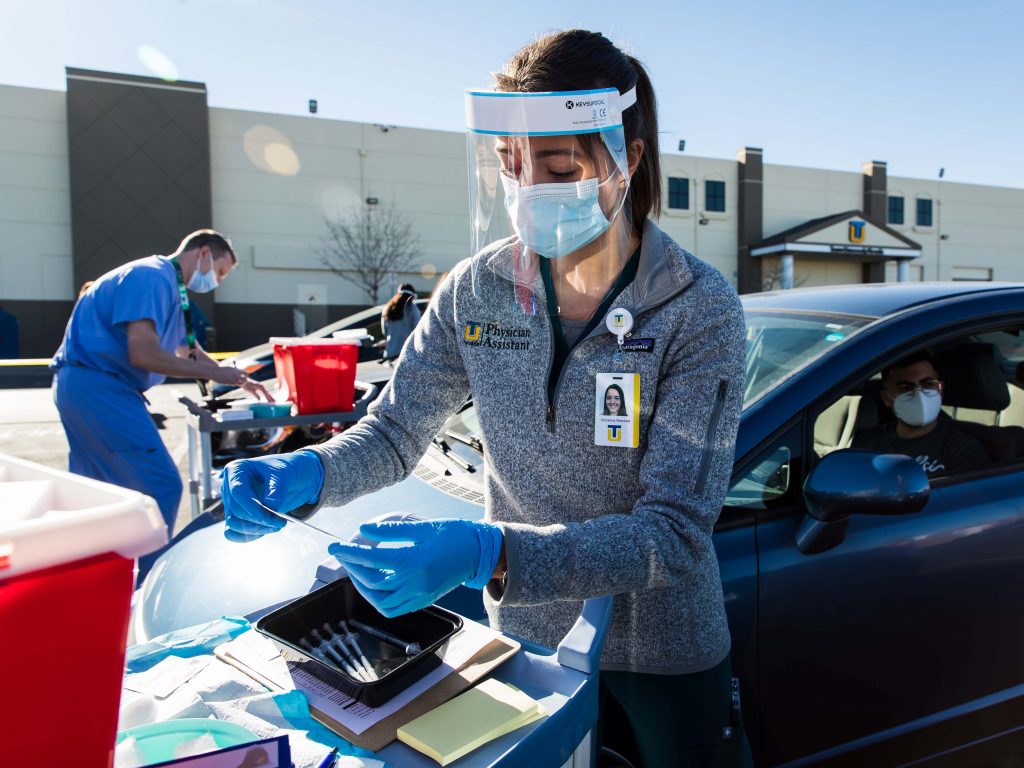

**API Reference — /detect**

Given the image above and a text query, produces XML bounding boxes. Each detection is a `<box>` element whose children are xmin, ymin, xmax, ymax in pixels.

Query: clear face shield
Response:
<box><xmin>466</xmin><ymin>86</ymin><xmax>638</xmax><ymax>317</ymax></box>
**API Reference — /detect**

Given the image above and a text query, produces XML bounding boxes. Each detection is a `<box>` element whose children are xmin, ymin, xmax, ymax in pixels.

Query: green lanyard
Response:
<box><xmin>540</xmin><ymin>243</ymin><xmax>642</xmax><ymax>404</ymax></box>
<box><xmin>171</xmin><ymin>258</ymin><xmax>209</xmax><ymax>397</ymax></box>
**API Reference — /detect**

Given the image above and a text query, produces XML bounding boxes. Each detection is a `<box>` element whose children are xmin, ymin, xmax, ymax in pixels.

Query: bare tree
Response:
<box><xmin>316</xmin><ymin>204</ymin><xmax>420</xmax><ymax>303</ymax></box>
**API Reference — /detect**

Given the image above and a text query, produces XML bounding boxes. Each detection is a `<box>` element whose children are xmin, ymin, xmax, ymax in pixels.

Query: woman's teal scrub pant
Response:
<box><xmin>53</xmin><ymin>365</ymin><xmax>181</xmax><ymax>534</ymax></box>
<box><xmin>601</xmin><ymin>656</ymin><xmax>755</xmax><ymax>768</ymax></box>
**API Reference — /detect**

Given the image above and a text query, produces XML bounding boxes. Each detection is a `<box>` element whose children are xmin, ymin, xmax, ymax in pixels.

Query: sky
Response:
<box><xmin>2</xmin><ymin>0</ymin><xmax>1022</xmax><ymax>189</ymax></box>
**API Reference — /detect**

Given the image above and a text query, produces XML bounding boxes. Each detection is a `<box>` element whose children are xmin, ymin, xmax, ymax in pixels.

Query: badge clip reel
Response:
<box><xmin>606</xmin><ymin>308</ymin><xmax>634</xmax><ymax>365</ymax></box>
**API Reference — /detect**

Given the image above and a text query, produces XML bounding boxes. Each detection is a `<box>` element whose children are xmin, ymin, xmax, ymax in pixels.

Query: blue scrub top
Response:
<box><xmin>52</xmin><ymin>256</ymin><xmax>187</xmax><ymax>391</ymax></box>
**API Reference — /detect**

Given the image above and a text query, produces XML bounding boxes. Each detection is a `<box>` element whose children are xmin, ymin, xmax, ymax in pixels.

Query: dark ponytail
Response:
<box><xmin>623</xmin><ymin>54</ymin><xmax>661</xmax><ymax>227</ymax></box>
<box><xmin>494</xmin><ymin>30</ymin><xmax>662</xmax><ymax>238</ymax></box>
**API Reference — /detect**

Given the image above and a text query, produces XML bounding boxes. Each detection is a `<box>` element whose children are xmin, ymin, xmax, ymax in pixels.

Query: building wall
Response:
<box><xmin>659</xmin><ymin>155</ymin><xmax>740</xmax><ymax>284</ymax></box>
<box><xmin>207</xmin><ymin>108</ymin><xmax>469</xmax><ymax>347</ymax></box>
<box><xmin>2</xmin><ymin>81</ymin><xmax>1024</xmax><ymax>356</ymax></box>
<box><xmin>0</xmin><ymin>84</ymin><xmax>74</xmax><ymax>356</ymax></box>
<box><xmin>887</xmin><ymin>175</ymin><xmax>1024</xmax><ymax>282</ymax></box>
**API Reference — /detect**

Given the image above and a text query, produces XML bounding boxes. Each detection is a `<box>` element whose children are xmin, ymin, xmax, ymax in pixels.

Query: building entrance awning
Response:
<box><xmin>750</xmin><ymin>210</ymin><xmax>922</xmax><ymax>262</ymax></box>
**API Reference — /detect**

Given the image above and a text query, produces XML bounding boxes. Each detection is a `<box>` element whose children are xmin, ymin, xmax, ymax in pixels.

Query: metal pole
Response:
<box><xmin>200</xmin><ymin>429</ymin><xmax>212</xmax><ymax>506</ymax></box>
<box><xmin>186</xmin><ymin>416</ymin><xmax>199</xmax><ymax>519</ymax></box>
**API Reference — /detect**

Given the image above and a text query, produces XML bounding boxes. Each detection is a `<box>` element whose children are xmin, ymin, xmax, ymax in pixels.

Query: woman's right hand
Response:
<box><xmin>221</xmin><ymin>452</ymin><xmax>325</xmax><ymax>542</ymax></box>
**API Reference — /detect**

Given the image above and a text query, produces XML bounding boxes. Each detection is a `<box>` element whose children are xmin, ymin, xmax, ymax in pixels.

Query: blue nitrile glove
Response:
<box><xmin>327</xmin><ymin>519</ymin><xmax>503</xmax><ymax>618</ymax></box>
<box><xmin>221</xmin><ymin>451</ymin><xmax>325</xmax><ymax>543</ymax></box>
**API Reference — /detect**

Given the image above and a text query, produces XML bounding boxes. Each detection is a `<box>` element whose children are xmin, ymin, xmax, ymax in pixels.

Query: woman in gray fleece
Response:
<box><xmin>223</xmin><ymin>30</ymin><xmax>750</xmax><ymax>766</ymax></box>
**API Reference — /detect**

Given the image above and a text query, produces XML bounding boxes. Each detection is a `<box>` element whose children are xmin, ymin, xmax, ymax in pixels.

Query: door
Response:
<box><xmin>755</xmin><ymin>333</ymin><xmax>1024</xmax><ymax>765</ymax></box>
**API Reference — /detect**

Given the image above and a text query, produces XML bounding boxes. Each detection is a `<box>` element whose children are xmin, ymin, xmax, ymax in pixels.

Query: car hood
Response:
<box><xmin>131</xmin><ymin>465</ymin><xmax>484</xmax><ymax>642</ymax></box>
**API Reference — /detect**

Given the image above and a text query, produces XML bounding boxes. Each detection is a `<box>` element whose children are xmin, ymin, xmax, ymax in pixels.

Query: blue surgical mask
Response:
<box><xmin>501</xmin><ymin>175</ymin><xmax>610</xmax><ymax>259</ymax></box>
<box><xmin>187</xmin><ymin>254</ymin><xmax>219</xmax><ymax>293</ymax></box>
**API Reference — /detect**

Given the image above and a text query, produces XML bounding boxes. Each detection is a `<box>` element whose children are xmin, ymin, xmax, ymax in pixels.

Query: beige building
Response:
<box><xmin>1</xmin><ymin>70</ymin><xmax>1022</xmax><ymax>357</ymax></box>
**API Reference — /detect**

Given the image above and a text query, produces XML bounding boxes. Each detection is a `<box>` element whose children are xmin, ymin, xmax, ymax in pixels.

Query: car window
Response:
<box><xmin>812</xmin><ymin>383</ymin><xmax>878</xmax><ymax>458</ymax></box>
<box><xmin>813</xmin><ymin>325</ymin><xmax>1024</xmax><ymax>481</ymax></box>
<box><xmin>743</xmin><ymin>310</ymin><xmax>873</xmax><ymax>407</ymax></box>
<box><xmin>725</xmin><ymin>425</ymin><xmax>803</xmax><ymax>510</ymax></box>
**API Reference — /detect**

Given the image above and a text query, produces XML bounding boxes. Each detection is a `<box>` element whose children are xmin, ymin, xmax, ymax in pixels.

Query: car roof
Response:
<box><xmin>741</xmin><ymin>281</ymin><xmax>1024</xmax><ymax>319</ymax></box>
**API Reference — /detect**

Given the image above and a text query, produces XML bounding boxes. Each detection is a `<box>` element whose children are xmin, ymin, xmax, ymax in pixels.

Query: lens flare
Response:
<box><xmin>136</xmin><ymin>45</ymin><xmax>179</xmax><ymax>82</ymax></box>
<box><xmin>321</xmin><ymin>185</ymin><xmax>361</xmax><ymax>218</ymax></box>
<box><xmin>243</xmin><ymin>125</ymin><xmax>301</xmax><ymax>176</ymax></box>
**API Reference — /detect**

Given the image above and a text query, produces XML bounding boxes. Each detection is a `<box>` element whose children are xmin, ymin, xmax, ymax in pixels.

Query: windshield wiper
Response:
<box><xmin>429</xmin><ymin>437</ymin><xmax>475</xmax><ymax>473</ymax></box>
<box><xmin>444</xmin><ymin>430</ymin><xmax>484</xmax><ymax>454</ymax></box>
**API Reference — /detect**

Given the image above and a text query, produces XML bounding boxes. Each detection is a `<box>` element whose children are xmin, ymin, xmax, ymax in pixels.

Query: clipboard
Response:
<box><xmin>217</xmin><ymin>631</ymin><xmax>520</xmax><ymax>752</ymax></box>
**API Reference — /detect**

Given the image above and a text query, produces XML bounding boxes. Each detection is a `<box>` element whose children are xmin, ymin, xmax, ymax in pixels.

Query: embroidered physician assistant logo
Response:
<box><xmin>848</xmin><ymin>220</ymin><xmax>866</xmax><ymax>243</ymax></box>
<box><xmin>462</xmin><ymin>321</ymin><xmax>531</xmax><ymax>350</ymax></box>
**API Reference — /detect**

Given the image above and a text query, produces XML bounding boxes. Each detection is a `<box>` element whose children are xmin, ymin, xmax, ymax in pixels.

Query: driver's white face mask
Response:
<box><xmin>892</xmin><ymin>389</ymin><xmax>942</xmax><ymax>427</ymax></box>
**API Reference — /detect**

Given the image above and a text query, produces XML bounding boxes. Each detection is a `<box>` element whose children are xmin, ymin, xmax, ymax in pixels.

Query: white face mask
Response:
<box><xmin>187</xmin><ymin>253</ymin><xmax>219</xmax><ymax>293</ymax></box>
<box><xmin>891</xmin><ymin>389</ymin><xmax>942</xmax><ymax>427</ymax></box>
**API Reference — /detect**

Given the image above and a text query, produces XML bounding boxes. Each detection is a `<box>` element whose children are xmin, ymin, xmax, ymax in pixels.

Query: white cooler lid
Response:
<box><xmin>0</xmin><ymin>453</ymin><xmax>168</xmax><ymax>579</ymax></box>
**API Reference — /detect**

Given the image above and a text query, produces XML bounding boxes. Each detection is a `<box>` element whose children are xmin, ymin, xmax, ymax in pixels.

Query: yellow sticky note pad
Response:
<box><xmin>397</xmin><ymin>679</ymin><xmax>547</xmax><ymax>765</ymax></box>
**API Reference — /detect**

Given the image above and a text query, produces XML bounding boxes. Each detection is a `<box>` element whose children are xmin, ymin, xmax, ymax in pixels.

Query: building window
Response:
<box><xmin>887</xmin><ymin>196</ymin><xmax>904</xmax><ymax>225</ymax></box>
<box><xmin>705</xmin><ymin>179</ymin><xmax>726</xmax><ymax>212</ymax></box>
<box><xmin>667</xmin><ymin>177</ymin><xmax>689</xmax><ymax>210</ymax></box>
<box><xmin>916</xmin><ymin>198</ymin><xmax>933</xmax><ymax>227</ymax></box>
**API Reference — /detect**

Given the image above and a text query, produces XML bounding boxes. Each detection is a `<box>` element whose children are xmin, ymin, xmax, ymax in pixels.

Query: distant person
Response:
<box><xmin>603</xmin><ymin>383</ymin><xmax>627</xmax><ymax>416</ymax></box>
<box><xmin>852</xmin><ymin>350</ymin><xmax>988</xmax><ymax>477</ymax></box>
<box><xmin>381</xmin><ymin>283</ymin><xmax>421</xmax><ymax>361</ymax></box>
<box><xmin>51</xmin><ymin>229</ymin><xmax>270</xmax><ymax>536</ymax></box>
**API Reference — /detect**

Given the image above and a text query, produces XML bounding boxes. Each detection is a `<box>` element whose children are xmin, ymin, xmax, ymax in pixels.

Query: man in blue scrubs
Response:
<box><xmin>51</xmin><ymin>229</ymin><xmax>269</xmax><ymax>535</ymax></box>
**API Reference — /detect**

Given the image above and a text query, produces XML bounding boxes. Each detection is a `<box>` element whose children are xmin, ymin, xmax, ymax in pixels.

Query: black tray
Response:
<box><xmin>254</xmin><ymin>578</ymin><xmax>463</xmax><ymax>707</ymax></box>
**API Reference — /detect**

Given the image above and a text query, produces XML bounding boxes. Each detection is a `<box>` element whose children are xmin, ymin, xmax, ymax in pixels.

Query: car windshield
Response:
<box><xmin>743</xmin><ymin>309</ymin><xmax>875</xmax><ymax>405</ymax></box>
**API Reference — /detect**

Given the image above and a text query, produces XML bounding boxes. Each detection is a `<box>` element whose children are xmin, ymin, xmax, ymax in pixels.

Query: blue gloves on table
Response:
<box><xmin>328</xmin><ymin>519</ymin><xmax>503</xmax><ymax>617</ymax></box>
<box><xmin>221</xmin><ymin>451</ymin><xmax>325</xmax><ymax>542</ymax></box>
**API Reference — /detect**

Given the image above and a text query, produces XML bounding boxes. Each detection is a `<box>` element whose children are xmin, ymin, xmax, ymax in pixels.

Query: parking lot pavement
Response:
<box><xmin>0</xmin><ymin>382</ymin><xmax>204</xmax><ymax>536</ymax></box>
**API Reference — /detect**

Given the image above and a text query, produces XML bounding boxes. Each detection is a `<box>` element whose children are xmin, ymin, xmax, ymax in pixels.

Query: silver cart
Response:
<box><xmin>179</xmin><ymin>382</ymin><xmax>379</xmax><ymax>518</ymax></box>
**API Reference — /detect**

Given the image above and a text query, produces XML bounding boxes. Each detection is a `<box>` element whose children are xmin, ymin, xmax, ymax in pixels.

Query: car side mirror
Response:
<box><xmin>796</xmin><ymin>450</ymin><xmax>929</xmax><ymax>554</ymax></box>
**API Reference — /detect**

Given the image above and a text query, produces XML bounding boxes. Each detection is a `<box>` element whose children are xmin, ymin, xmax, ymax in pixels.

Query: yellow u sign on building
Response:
<box><xmin>848</xmin><ymin>220</ymin><xmax>866</xmax><ymax>243</ymax></box>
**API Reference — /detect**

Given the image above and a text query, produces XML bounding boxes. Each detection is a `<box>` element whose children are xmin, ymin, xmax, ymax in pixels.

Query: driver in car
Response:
<box><xmin>852</xmin><ymin>350</ymin><xmax>988</xmax><ymax>477</ymax></box>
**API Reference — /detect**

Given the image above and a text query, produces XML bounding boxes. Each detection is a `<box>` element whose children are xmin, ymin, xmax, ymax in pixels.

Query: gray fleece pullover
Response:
<box><xmin>309</xmin><ymin>219</ymin><xmax>746</xmax><ymax>674</ymax></box>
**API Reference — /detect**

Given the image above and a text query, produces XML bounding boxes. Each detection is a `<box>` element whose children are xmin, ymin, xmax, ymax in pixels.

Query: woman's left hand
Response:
<box><xmin>328</xmin><ymin>519</ymin><xmax>503</xmax><ymax>617</ymax></box>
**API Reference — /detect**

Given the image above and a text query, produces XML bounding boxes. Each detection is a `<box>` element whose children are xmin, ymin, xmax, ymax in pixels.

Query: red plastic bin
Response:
<box><xmin>0</xmin><ymin>453</ymin><xmax>167</xmax><ymax>768</ymax></box>
<box><xmin>272</xmin><ymin>337</ymin><xmax>359</xmax><ymax>414</ymax></box>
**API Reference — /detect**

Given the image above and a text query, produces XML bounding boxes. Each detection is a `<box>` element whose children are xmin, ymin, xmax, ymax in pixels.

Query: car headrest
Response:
<box><xmin>934</xmin><ymin>344</ymin><xmax>1010</xmax><ymax>411</ymax></box>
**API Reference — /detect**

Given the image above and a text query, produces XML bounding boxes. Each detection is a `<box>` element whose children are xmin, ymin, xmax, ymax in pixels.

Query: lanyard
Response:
<box><xmin>171</xmin><ymin>259</ymin><xmax>209</xmax><ymax>397</ymax></box>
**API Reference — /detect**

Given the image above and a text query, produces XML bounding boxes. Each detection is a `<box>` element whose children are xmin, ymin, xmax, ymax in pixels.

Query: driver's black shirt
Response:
<box><xmin>852</xmin><ymin>417</ymin><xmax>989</xmax><ymax>477</ymax></box>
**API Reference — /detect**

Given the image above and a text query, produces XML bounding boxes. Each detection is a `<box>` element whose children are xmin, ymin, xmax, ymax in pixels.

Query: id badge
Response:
<box><xmin>595</xmin><ymin>372</ymin><xmax>639</xmax><ymax>448</ymax></box>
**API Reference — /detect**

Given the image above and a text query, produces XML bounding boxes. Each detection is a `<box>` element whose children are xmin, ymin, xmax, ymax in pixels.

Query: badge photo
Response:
<box><xmin>594</xmin><ymin>372</ymin><xmax>639</xmax><ymax>448</ymax></box>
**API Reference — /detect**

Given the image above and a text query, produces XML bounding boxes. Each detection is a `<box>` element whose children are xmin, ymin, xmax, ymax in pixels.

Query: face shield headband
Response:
<box><xmin>465</xmin><ymin>86</ymin><xmax>636</xmax><ymax>146</ymax></box>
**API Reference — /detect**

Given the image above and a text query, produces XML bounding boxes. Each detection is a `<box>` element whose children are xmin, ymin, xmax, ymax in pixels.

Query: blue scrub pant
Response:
<box><xmin>53</xmin><ymin>366</ymin><xmax>182</xmax><ymax>535</ymax></box>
